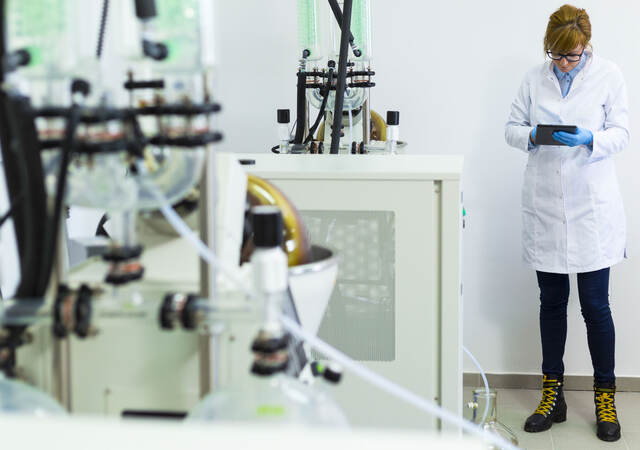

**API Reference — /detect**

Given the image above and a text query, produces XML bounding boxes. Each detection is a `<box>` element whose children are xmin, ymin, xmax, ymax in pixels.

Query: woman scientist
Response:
<box><xmin>505</xmin><ymin>4</ymin><xmax>628</xmax><ymax>443</ymax></box>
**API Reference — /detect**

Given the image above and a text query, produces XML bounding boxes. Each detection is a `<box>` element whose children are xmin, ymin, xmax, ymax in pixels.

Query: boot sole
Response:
<box><xmin>524</xmin><ymin>410</ymin><xmax>567</xmax><ymax>433</ymax></box>
<box><xmin>597</xmin><ymin>431</ymin><xmax>621</xmax><ymax>442</ymax></box>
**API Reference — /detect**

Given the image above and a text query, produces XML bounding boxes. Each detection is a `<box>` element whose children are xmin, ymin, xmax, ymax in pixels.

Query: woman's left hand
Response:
<box><xmin>553</xmin><ymin>127</ymin><xmax>593</xmax><ymax>147</ymax></box>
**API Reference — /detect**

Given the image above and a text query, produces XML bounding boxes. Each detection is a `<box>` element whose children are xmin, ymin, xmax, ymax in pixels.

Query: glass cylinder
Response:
<box><xmin>153</xmin><ymin>0</ymin><xmax>215</xmax><ymax>73</ymax></box>
<box><xmin>297</xmin><ymin>0</ymin><xmax>323</xmax><ymax>61</ymax></box>
<box><xmin>330</xmin><ymin>0</ymin><xmax>372</xmax><ymax>62</ymax></box>
<box><xmin>351</xmin><ymin>0</ymin><xmax>372</xmax><ymax>62</ymax></box>
<box><xmin>6</xmin><ymin>0</ymin><xmax>76</xmax><ymax>79</ymax></box>
<box><xmin>470</xmin><ymin>389</ymin><xmax>519</xmax><ymax>450</ymax></box>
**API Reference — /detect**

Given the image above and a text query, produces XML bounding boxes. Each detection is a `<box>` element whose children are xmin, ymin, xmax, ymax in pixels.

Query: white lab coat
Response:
<box><xmin>505</xmin><ymin>52</ymin><xmax>629</xmax><ymax>274</ymax></box>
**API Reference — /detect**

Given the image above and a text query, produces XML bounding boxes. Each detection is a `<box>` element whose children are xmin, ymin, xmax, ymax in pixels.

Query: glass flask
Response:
<box><xmin>188</xmin><ymin>373</ymin><xmax>348</xmax><ymax>428</ymax></box>
<box><xmin>0</xmin><ymin>373</ymin><xmax>66</xmax><ymax>416</ymax></box>
<box><xmin>468</xmin><ymin>388</ymin><xmax>519</xmax><ymax>450</ymax></box>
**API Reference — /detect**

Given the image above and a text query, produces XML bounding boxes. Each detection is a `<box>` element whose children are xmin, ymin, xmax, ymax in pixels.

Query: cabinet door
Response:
<box><xmin>267</xmin><ymin>178</ymin><xmax>440</xmax><ymax>430</ymax></box>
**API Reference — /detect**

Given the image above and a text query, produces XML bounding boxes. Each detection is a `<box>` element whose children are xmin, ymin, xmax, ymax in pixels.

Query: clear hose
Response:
<box><xmin>281</xmin><ymin>315</ymin><xmax>520</xmax><ymax>450</ymax></box>
<box><xmin>464</xmin><ymin>346</ymin><xmax>491</xmax><ymax>425</ymax></box>
<box><xmin>135</xmin><ymin>161</ymin><xmax>254</xmax><ymax>300</ymax></box>
<box><xmin>139</xmin><ymin>167</ymin><xmax>521</xmax><ymax>450</ymax></box>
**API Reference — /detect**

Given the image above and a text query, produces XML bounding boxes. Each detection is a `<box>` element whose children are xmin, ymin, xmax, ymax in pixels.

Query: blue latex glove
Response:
<box><xmin>553</xmin><ymin>127</ymin><xmax>593</xmax><ymax>147</ymax></box>
<box><xmin>530</xmin><ymin>126</ymin><xmax>537</xmax><ymax>144</ymax></box>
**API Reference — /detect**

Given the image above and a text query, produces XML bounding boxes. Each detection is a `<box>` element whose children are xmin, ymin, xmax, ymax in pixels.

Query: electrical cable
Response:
<box><xmin>304</xmin><ymin>67</ymin><xmax>333</xmax><ymax>144</ymax></box>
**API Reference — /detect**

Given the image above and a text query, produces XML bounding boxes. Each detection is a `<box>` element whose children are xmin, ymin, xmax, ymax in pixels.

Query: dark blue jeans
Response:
<box><xmin>536</xmin><ymin>268</ymin><xmax>615</xmax><ymax>384</ymax></box>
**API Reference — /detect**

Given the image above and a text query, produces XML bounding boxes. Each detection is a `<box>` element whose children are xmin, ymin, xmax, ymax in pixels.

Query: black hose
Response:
<box><xmin>330</xmin><ymin>0</ymin><xmax>353</xmax><ymax>154</ymax></box>
<box><xmin>0</xmin><ymin>192</ymin><xmax>23</xmax><ymax>228</ymax></box>
<box><xmin>96</xmin><ymin>0</ymin><xmax>110</xmax><ymax>59</ymax></box>
<box><xmin>36</xmin><ymin>106</ymin><xmax>81</xmax><ymax>294</ymax></box>
<box><xmin>305</xmin><ymin>67</ymin><xmax>334</xmax><ymax>144</ymax></box>
<box><xmin>327</xmin><ymin>0</ymin><xmax>361</xmax><ymax>58</ymax></box>
<box><xmin>292</xmin><ymin>70</ymin><xmax>307</xmax><ymax>144</ymax></box>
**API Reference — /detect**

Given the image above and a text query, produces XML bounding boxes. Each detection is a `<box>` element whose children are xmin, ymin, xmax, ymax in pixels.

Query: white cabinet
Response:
<box><xmin>242</xmin><ymin>154</ymin><xmax>463</xmax><ymax>430</ymax></box>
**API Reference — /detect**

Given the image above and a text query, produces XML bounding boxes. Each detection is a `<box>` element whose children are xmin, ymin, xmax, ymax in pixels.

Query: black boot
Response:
<box><xmin>594</xmin><ymin>382</ymin><xmax>621</xmax><ymax>442</ymax></box>
<box><xmin>524</xmin><ymin>375</ymin><xmax>567</xmax><ymax>432</ymax></box>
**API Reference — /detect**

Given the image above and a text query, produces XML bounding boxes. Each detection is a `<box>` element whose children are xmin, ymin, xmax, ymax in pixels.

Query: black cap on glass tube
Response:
<box><xmin>387</xmin><ymin>111</ymin><xmax>400</xmax><ymax>126</ymax></box>
<box><xmin>277</xmin><ymin>109</ymin><xmax>290</xmax><ymax>124</ymax></box>
<box><xmin>252</xmin><ymin>206</ymin><xmax>284</xmax><ymax>248</ymax></box>
<box><xmin>135</xmin><ymin>0</ymin><xmax>158</xmax><ymax>19</ymax></box>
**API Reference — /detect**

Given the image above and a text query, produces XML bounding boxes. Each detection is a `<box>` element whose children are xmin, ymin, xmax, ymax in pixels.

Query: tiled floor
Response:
<box><xmin>463</xmin><ymin>387</ymin><xmax>640</xmax><ymax>450</ymax></box>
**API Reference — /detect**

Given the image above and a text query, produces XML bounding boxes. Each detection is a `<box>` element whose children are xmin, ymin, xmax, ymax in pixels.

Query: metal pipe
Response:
<box><xmin>362</xmin><ymin>97</ymin><xmax>370</xmax><ymax>145</ymax></box>
<box><xmin>329</xmin><ymin>0</ymin><xmax>353</xmax><ymax>154</ymax></box>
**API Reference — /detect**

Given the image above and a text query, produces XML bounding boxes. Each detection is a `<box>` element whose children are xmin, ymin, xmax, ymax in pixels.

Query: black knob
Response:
<box><xmin>277</xmin><ymin>109</ymin><xmax>290</xmax><ymax>124</ymax></box>
<box><xmin>387</xmin><ymin>111</ymin><xmax>400</xmax><ymax>126</ymax></box>
<box><xmin>135</xmin><ymin>0</ymin><xmax>157</xmax><ymax>19</ymax></box>
<box><xmin>251</xmin><ymin>206</ymin><xmax>284</xmax><ymax>248</ymax></box>
<box><xmin>71</xmin><ymin>78</ymin><xmax>91</xmax><ymax>97</ymax></box>
<box><xmin>323</xmin><ymin>363</ymin><xmax>343</xmax><ymax>384</ymax></box>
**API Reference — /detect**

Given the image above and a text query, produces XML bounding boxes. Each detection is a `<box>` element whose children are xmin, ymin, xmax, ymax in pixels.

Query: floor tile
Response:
<box><xmin>550</xmin><ymin>431</ymin><xmax>628</xmax><ymax>450</ymax></box>
<box><xmin>623</xmin><ymin>431</ymin><xmax>640</xmax><ymax>449</ymax></box>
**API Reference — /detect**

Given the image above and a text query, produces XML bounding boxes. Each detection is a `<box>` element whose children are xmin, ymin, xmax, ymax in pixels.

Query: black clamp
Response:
<box><xmin>103</xmin><ymin>245</ymin><xmax>144</xmax><ymax>262</ymax></box>
<box><xmin>310</xmin><ymin>361</ymin><xmax>343</xmax><ymax>384</ymax></box>
<box><xmin>53</xmin><ymin>285</ymin><xmax>72</xmax><ymax>338</ymax></box>
<box><xmin>250</xmin><ymin>330</ymin><xmax>290</xmax><ymax>376</ymax></box>
<box><xmin>124</xmin><ymin>79</ymin><xmax>165</xmax><ymax>90</ymax></box>
<box><xmin>159</xmin><ymin>293</ymin><xmax>202</xmax><ymax>330</ymax></box>
<box><xmin>74</xmin><ymin>284</ymin><xmax>93</xmax><ymax>338</ymax></box>
<box><xmin>180</xmin><ymin>294</ymin><xmax>201</xmax><ymax>330</ymax></box>
<box><xmin>53</xmin><ymin>284</ymin><xmax>95</xmax><ymax>339</ymax></box>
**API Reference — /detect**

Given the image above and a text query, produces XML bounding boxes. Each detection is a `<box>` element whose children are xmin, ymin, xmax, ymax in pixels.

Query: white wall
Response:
<box><xmin>2</xmin><ymin>0</ymin><xmax>637</xmax><ymax>377</ymax></box>
<box><xmin>212</xmin><ymin>0</ymin><xmax>640</xmax><ymax>377</ymax></box>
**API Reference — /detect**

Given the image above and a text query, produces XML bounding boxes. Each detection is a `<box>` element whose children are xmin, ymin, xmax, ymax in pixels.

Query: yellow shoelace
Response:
<box><xmin>595</xmin><ymin>391</ymin><xmax>618</xmax><ymax>424</ymax></box>
<box><xmin>534</xmin><ymin>384</ymin><xmax>560</xmax><ymax>417</ymax></box>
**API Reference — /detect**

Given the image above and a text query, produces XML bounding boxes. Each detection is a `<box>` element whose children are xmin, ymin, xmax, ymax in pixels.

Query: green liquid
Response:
<box><xmin>351</xmin><ymin>0</ymin><xmax>370</xmax><ymax>60</ymax></box>
<box><xmin>297</xmin><ymin>0</ymin><xmax>319</xmax><ymax>58</ymax></box>
<box><xmin>8</xmin><ymin>0</ymin><xmax>68</xmax><ymax>66</ymax></box>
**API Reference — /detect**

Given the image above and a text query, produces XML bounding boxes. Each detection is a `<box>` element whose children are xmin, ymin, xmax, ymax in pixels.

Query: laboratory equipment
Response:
<box><xmin>0</xmin><ymin>2</ymin><xmax>478</xmax><ymax>444</ymax></box>
<box><xmin>280</xmin><ymin>0</ymin><xmax>400</xmax><ymax>155</ymax></box>
<box><xmin>188</xmin><ymin>206</ymin><xmax>347</xmax><ymax>427</ymax></box>
<box><xmin>467</xmin><ymin>389</ymin><xmax>519</xmax><ymax>450</ymax></box>
<box><xmin>0</xmin><ymin>372</ymin><xmax>65</xmax><ymax>416</ymax></box>
<box><xmin>240</xmin><ymin>154</ymin><xmax>464</xmax><ymax>430</ymax></box>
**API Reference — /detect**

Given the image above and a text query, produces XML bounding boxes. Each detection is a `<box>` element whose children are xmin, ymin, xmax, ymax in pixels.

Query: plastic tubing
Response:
<box><xmin>280</xmin><ymin>315</ymin><xmax>521</xmax><ymax>450</ymax></box>
<box><xmin>140</xmin><ymin>168</ymin><xmax>520</xmax><ymax>450</ymax></box>
<box><xmin>463</xmin><ymin>346</ymin><xmax>491</xmax><ymax>425</ymax></box>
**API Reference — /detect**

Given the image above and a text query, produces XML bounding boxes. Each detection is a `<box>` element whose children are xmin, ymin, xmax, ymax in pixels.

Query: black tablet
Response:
<box><xmin>534</xmin><ymin>124</ymin><xmax>578</xmax><ymax>146</ymax></box>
